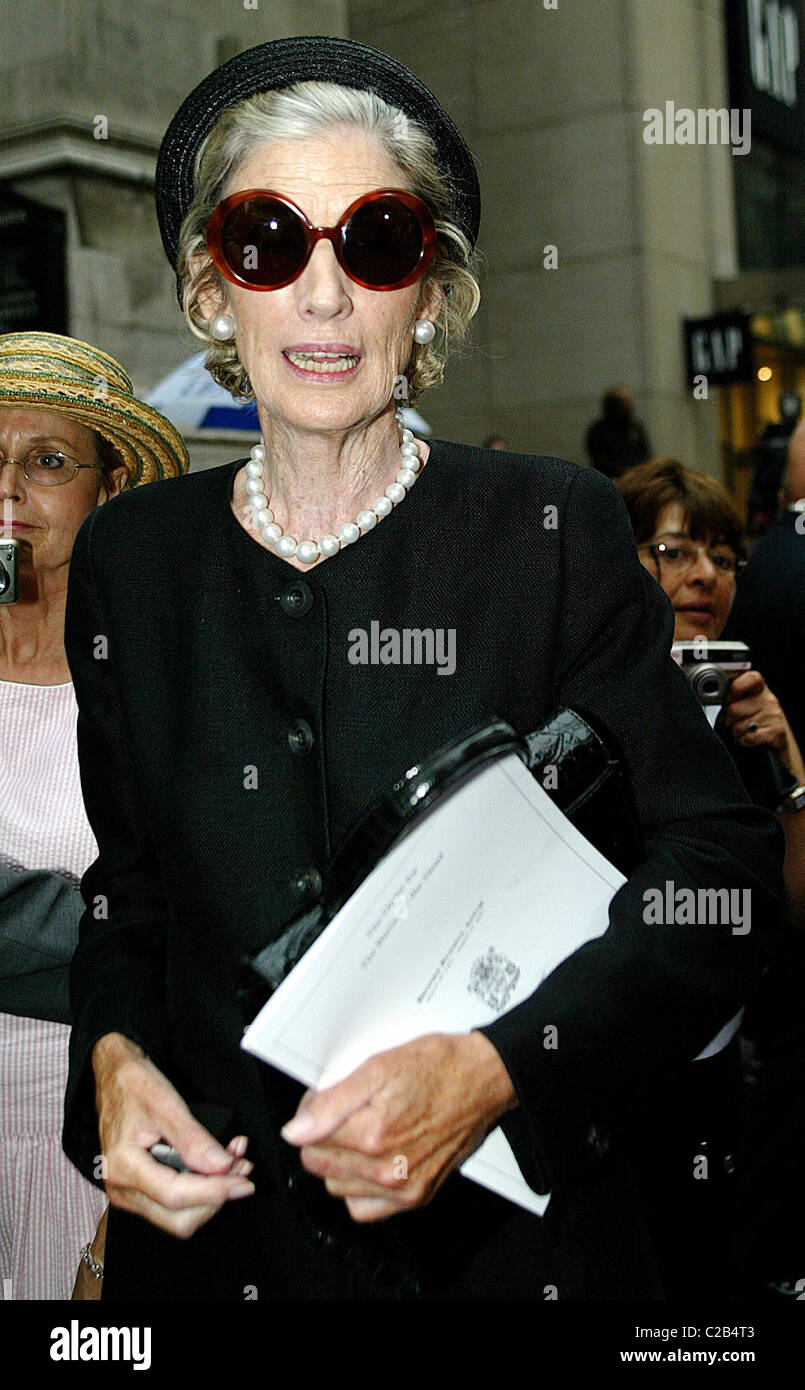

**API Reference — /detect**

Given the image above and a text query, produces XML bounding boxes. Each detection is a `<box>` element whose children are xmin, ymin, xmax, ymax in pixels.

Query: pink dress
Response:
<box><xmin>0</xmin><ymin>680</ymin><xmax>107</xmax><ymax>1300</ymax></box>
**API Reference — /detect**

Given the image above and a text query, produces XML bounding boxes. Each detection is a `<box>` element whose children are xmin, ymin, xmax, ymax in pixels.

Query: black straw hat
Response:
<box><xmin>155</xmin><ymin>35</ymin><xmax>481</xmax><ymax>278</ymax></box>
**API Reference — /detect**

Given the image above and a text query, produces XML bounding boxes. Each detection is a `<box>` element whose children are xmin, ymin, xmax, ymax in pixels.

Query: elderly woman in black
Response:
<box><xmin>63</xmin><ymin>37</ymin><xmax>784</xmax><ymax>1300</ymax></box>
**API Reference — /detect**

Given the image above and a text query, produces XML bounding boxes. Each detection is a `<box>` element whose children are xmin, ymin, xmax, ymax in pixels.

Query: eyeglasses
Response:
<box><xmin>0</xmin><ymin>450</ymin><xmax>101</xmax><ymax>487</ymax></box>
<box><xmin>638</xmin><ymin>539</ymin><xmax>747</xmax><ymax>577</ymax></box>
<box><xmin>206</xmin><ymin>187</ymin><xmax>437</xmax><ymax>292</ymax></box>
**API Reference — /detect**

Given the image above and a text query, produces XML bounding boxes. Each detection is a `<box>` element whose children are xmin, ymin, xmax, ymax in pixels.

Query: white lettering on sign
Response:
<box><xmin>690</xmin><ymin>326</ymin><xmax>745</xmax><ymax>376</ymax></box>
<box><xmin>747</xmin><ymin>0</ymin><xmax>800</xmax><ymax>107</ymax></box>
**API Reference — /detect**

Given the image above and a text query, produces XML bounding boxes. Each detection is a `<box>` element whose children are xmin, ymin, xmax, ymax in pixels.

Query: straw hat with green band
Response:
<box><xmin>0</xmin><ymin>332</ymin><xmax>189</xmax><ymax>486</ymax></box>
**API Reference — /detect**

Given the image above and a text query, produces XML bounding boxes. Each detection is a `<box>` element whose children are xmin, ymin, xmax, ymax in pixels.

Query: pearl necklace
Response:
<box><xmin>243</xmin><ymin>410</ymin><xmax>423</xmax><ymax>565</ymax></box>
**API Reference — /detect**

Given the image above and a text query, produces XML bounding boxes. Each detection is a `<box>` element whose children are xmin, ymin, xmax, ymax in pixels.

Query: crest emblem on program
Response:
<box><xmin>468</xmin><ymin>947</ymin><xmax>520</xmax><ymax>1012</ymax></box>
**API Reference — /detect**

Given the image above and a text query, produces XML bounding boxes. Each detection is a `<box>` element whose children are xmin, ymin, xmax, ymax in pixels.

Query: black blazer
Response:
<box><xmin>63</xmin><ymin>441</ymin><xmax>784</xmax><ymax>1298</ymax></box>
<box><xmin>726</xmin><ymin>508</ymin><xmax>805</xmax><ymax>753</ymax></box>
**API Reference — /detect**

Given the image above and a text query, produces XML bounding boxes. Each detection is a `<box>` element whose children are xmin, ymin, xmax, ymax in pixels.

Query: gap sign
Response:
<box><xmin>683</xmin><ymin>313</ymin><xmax>754</xmax><ymax>387</ymax></box>
<box><xmin>728</xmin><ymin>0</ymin><xmax>805</xmax><ymax>155</ymax></box>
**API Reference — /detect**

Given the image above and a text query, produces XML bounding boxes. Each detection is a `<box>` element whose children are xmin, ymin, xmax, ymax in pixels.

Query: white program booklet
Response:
<box><xmin>242</xmin><ymin>752</ymin><xmax>628</xmax><ymax>1216</ymax></box>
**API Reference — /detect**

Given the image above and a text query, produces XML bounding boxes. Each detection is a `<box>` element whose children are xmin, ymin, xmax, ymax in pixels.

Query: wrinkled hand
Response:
<box><xmin>281</xmin><ymin>1031</ymin><xmax>516</xmax><ymax>1223</ymax></box>
<box><xmin>725</xmin><ymin>669</ymin><xmax>788</xmax><ymax>753</ymax></box>
<box><xmin>92</xmin><ymin>1033</ymin><xmax>255</xmax><ymax>1239</ymax></box>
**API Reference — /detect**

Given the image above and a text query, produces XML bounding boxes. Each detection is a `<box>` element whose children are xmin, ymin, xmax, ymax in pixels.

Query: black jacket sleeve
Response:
<box><xmin>0</xmin><ymin>861</ymin><xmax>84</xmax><ymax>1023</ymax></box>
<box><xmin>62</xmin><ymin>510</ymin><xmax>173</xmax><ymax>1181</ymax></box>
<box><xmin>479</xmin><ymin>466</ymin><xmax>786</xmax><ymax>1194</ymax></box>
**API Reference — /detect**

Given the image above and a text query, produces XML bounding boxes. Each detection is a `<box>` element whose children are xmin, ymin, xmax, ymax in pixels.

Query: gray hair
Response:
<box><xmin>176</xmin><ymin>81</ymin><xmax>481</xmax><ymax>402</ymax></box>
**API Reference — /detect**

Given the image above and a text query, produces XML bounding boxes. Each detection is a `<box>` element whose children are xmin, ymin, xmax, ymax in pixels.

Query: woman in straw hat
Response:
<box><xmin>62</xmin><ymin>38</ymin><xmax>783</xmax><ymax>1300</ymax></box>
<box><xmin>0</xmin><ymin>331</ymin><xmax>187</xmax><ymax>1299</ymax></box>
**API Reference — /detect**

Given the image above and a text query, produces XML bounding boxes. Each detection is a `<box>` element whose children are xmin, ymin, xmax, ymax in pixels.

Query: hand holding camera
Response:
<box><xmin>672</xmin><ymin>640</ymin><xmax>805</xmax><ymax>812</ymax></box>
<box><xmin>723</xmin><ymin>669</ymin><xmax>789</xmax><ymax>757</ymax></box>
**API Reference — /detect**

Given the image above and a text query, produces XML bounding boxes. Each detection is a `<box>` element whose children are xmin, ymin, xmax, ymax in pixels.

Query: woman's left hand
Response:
<box><xmin>281</xmin><ymin>1032</ymin><xmax>517</xmax><ymax>1223</ymax></box>
<box><xmin>723</xmin><ymin>669</ymin><xmax>788</xmax><ymax>753</ymax></box>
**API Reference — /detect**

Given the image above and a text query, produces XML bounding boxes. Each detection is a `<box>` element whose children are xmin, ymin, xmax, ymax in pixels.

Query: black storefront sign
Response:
<box><xmin>727</xmin><ymin>0</ymin><xmax>805</xmax><ymax>157</ymax></box>
<box><xmin>683</xmin><ymin>312</ymin><xmax>755</xmax><ymax>386</ymax></box>
<box><xmin>0</xmin><ymin>187</ymin><xmax>67</xmax><ymax>335</ymax></box>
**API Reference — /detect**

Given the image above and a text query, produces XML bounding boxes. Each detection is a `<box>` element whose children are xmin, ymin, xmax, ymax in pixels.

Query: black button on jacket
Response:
<box><xmin>62</xmin><ymin>441</ymin><xmax>784</xmax><ymax>1299</ymax></box>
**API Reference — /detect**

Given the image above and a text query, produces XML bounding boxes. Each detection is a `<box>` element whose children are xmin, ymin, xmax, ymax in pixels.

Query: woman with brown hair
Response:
<box><xmin>616</xmin><ymin>457</ymin><xmax>805</xmax><ymax>925</ymax></box>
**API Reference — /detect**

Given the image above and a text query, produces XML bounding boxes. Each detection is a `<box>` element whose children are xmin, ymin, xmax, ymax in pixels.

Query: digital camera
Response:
<box><xmin>670</xmin><ymin>640</ymin><xmax>751</xmax><ymax>725</ymax></box>
<box><xmin>0</xmin><ymin>540</ymin><xmax>19</xmax><ymax>605</ymax></box>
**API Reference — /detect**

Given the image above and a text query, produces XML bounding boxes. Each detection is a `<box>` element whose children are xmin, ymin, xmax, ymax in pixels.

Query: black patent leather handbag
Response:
<box><xmin>238</xmin><ymin>707</ymin><xmax>644</xmax><ymax>1007</ymax></box>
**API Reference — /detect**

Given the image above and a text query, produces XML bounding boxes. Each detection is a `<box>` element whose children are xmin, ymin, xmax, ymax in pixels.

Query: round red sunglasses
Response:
<box><xmin>206</xmin><ymin>187</ymin><xmax>437</xmax><ymax>292</ymax></box>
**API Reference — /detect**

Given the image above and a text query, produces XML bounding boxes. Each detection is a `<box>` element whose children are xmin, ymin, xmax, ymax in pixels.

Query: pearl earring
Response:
<box><xmin>210</xmin><ymin>313</ymin><xmax>235</xmax><ymax>341</ymax></box>
<box><xmin>413</xmin><ymin>318</ymin><xmax>436</xmax><ymax>344</ymax></box>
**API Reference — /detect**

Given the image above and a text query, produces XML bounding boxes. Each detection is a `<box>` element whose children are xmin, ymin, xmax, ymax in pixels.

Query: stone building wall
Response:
<box><xmin>0</xmin><ymin>0</ymin><xmax>347</xmax><ymax>436</ymax></box>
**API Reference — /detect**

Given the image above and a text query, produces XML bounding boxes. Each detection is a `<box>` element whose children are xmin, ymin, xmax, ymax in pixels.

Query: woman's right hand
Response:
<box><xmin>725</xmin><ymin>668</ymin><xmax>805</xmax><ymax>782</ymax></box>
<box><xmin>92</xmin><ymin>1032</ymin><xmax>255</xmax><ymax>1239</ymax></box>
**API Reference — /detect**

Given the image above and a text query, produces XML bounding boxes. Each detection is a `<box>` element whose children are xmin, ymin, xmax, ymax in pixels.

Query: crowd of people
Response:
<box><xmin>0</xmin><ymin>34</ymin><xmax>801</xmax><ymax>1302</ymax></box>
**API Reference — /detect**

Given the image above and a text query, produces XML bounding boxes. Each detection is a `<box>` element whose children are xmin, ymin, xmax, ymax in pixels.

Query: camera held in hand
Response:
<box><xmin>0</xmin><ymin>540</ymin><xmax>19</xmax><ymax>605</ymax></box>
<box><xmin>671</xmin><ymin>640</ymin><xmax>752</xmax><ymax>724</ymax></box>
<box><xmin>672</xmin><ymin>638</ymin><xmax>797</xmax><ymax>812</ymax></box>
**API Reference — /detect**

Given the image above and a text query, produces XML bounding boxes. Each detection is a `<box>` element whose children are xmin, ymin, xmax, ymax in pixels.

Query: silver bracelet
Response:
<box><xmin>79</xmin><ymin>1242</ymin><xmax>104</xmax><ymax>1280</ymax></box>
